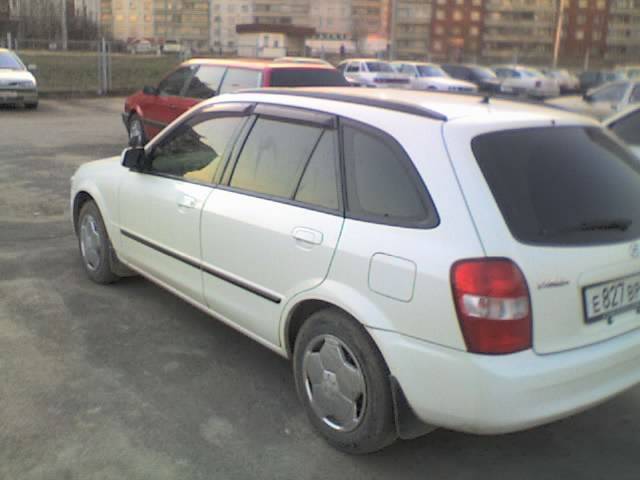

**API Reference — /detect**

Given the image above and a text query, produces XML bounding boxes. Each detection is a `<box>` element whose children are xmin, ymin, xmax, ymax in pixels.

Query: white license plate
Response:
<box><xmin>583</xmin><ymin>273</ymin><xmax>640</xmax><ymax>324</ymax></box>
<box><xmin>0</xmin><ymin>91</ymin><xmax>17</xmax><ymax>99</ymax></box>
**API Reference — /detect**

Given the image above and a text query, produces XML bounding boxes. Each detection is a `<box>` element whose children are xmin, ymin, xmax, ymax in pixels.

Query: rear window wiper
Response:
<box><xmin>541</xmin><ymin>218</ymin><xmax>632</xmax><ymax>236</ymax></box>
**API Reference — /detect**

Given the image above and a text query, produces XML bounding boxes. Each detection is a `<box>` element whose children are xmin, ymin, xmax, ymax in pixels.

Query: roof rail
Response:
<box><xmin>235</xmin><ymin>89</ymin><xmax>449</xmax><ymax>121</ymax></box>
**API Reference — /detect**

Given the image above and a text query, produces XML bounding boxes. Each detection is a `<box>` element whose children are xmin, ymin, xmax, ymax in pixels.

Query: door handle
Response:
<box><xmin>292</xmin><ymin>227</ymin><xmax>323</xmax><ymax>246</ymax></box>
<box><xmin>177</xmin><ymin>196</ymin><xmax>197</xmax><ymax>209</ymax></box>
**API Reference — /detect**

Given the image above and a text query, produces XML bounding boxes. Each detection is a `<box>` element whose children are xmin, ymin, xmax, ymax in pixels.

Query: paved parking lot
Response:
<box><xmin>1</xmin><ymin>98</ymin><xmax>639</xmax><ymax>480</ymax></box>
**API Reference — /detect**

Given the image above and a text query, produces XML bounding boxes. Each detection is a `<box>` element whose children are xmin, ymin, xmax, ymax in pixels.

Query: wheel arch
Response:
<box><xmin>72</xmin><ymin>190</ymin><xmax>96</xmax><ymax>235</ymax></box>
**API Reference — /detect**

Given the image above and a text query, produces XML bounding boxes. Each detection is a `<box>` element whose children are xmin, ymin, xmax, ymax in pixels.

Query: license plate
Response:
<box><xmin>583</xmin><ymin>273</ymin><xmax>640</xmax><ymax>324</ymax></box>
<box><xmin>0</xmin><ymin>91</ymin><xmax>17</xmax><ymax>98</ymax></box>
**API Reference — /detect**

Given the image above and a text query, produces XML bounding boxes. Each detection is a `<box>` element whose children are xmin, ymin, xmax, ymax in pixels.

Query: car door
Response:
<box><xmin>199</xmin><ymin>104</ymin><xmax>345</xmax><ymax>345</ymax></box>
<box><xmin>143</xmin><ymin>66</ymin><xmax>196</xmax><ymax>137</ymax></box>
<box><xmin>118</xmin><ymin>105</ymin><xmax>251</xmax><ymax>302</ymax></box>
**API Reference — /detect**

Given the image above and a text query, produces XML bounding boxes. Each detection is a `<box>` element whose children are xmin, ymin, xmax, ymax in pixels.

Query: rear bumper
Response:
<box><xmin>370</xmin><ymin>327</ymin><xmax>640</xmax><ymax>434</ymax></box>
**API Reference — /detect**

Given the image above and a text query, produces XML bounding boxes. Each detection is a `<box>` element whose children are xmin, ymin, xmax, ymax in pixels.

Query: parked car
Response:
<box><xmin>441</xmin><ymin>63</ymin><xmax>502</xmax><ymax>93</ymax></box>
<box><xmin>127</xmin><ymin>39</ymin><xmax>155</xmax><ymax>55</ymax></box>
<box><xmin>492</xmin><ymin>65</ymin><xmax>560</xmax><ymax>99</ymax></box>
<box><xmin>604</xmin><ymin>104</ymin><xmax>640</xmax><ymax>157</ymax></box>
<box><xmin>542</xmin><ymin>68</ymin><xmax>580</xmax><ymax>94</ymax></box>
<box><xmin>72</xmin><ymin>87</ymin><xmax>640</xmax><ymax>454</ymax></box>
<box><xmin>547</xmin><ymin>79</ymin><xmax>640</xmax><ymax>120</ymax></box>
<box><xmin>391</xmin><ymin>62</ymin><xmax>477</xmax><ymax>92</ymax></box>
<box><xmin>123</xmin><ymin>59</ymin><xmax>350</xmax><ymax>145</ymax></box>
<box><xmin>162</xmin><ymin>40</ymin><xmax>184</xmax><ymax>54</ymax></box>
<box><xmin>0</xmin><ymin>48</ymin><xmax>38</xmax><ymax>109</ymax></box>
<box><xmin>578</xmin><ymin>70</ymin><xmax>626</xmax><ymax>93</ymax></box>
<box><xmin>273</xmin><ymin>57</ymin><xmax>332</xmax><ymax>66</ymax></box>
<box><xmin>615</xmin><ymin>65</ymin><xmax>640</xmax><ymax>80</ymax></box>
<box><xmin>337</xmin><ymin>59</ymin><xmax>410</xmax><ymax>88</ymax></box>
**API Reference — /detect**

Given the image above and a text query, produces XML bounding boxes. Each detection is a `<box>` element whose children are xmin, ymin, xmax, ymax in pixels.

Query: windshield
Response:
<box><xmin>0</xmin><ymin>51</ymin><xmax>25</xmax><ymax>70</ymax></box>
<box><xmin>471</xmin><ymin>126</ymin><xmax>640</xmax><ymax>246</ymax></box>
<box><xmin>417</xmin><ymin>65</ymin><xmax>448</xmax><ymax>77</ymax></box>
<box><xmin>471</xmin><ymin>66</ymin><xmax>497</xmax><ymax>80</ymax></box>
<box><xmin>269</xmin><ymin>68</ymin><xmax>350</xmax><ymax>87</ymax></box>
<box><xmin>366</xmin><ymin>62</ymin><xmax>394</xmax><ymax>73</ymax></box>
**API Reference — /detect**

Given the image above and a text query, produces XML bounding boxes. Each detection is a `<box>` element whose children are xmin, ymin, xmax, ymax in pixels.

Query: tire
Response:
<box><xmin>25</xmin><ymin>102</ymin><xmax>38</xmax><ymax>110</ymax></box>
<box><xmin>128</xmin><ymin>113</ymin><xmax>146</xmax><ymax>147</ymax></box>
<box><xmin>77</xmin><ymin>200</ymin><xmax>120</xmax><ymax>284</ymax></box>
<box><xmin>293</xmin><ymin>308</ymin><xmax>397</xmax><ymax>454</ymax></box>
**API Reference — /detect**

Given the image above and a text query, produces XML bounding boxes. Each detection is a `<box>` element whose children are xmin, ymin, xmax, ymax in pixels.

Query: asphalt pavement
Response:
<box><xmin>1</xmin><ymin>98</ymin><xmax>639</xmax><ymax>480</ymax></box>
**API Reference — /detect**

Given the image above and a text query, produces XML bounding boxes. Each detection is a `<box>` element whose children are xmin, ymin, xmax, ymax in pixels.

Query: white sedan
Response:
<box><xmin>392</xmin><ymin>62</ymin><xmax>477</xmax><ymax>93</ymax></box>
<box><xmin>493</xmin><ymin>65</ymin><xmax>560</xmax><ymax>99</ymax></box>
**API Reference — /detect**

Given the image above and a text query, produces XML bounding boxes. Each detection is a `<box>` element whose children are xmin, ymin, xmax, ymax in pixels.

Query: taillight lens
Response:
<box><xmin>451</xmin><ymin>258</ymin><xmax>532</xmax><ymax>354</ymax></box>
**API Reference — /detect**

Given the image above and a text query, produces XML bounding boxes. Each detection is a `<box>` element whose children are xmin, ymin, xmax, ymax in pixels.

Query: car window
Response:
<box><xmin>346</xmin><ymin>63</ymin><xmax>360</xmax><ymax>73</ymax></box>
<box><xmin>366</xmin><ymin>62</ymin><xmax>394</xmax><ymax>73</ymax></box>
<box><xmin>158</xmin><ymin>67</ymin><xmax>193</xmax><ymax>96</ymax></box>
<box><xmin>294</xmin><ymin>131</ymin><xmax>340</xmax><ymax>210</ymax></box>
<box><xmin>219</xmin><ymin>68</ymin><xmax>262</xmax><ymax>94</ymax></box>
<box><xmin>472</xmin><ymin>126</ymin><xmax>640</xmax><ymax>246</ymax></box>
<box><xmin>183</xmin><ymin>65</ymin><xmax>226</xmax><ymax>99</ymax></box>
<box><xmin>229</xmin><ymin>118</ymin><xmax>324</xmax><ymax>199</ymax></box>
<box><xmin>150</xmin><ymin>116</ymin><xmax>245</xmax><ymax>183</ymax></box>
<box><xmin>342</xmin><ymin>121</ymin><xmax>436</xmax><ymax>227</ymax></box>
<box><xmin>0</xmin><ymin>51</ymin><xmax>24</xmax><ymax>70</ymax></box>
<box><xmin>611</xmin><ymin>110</ymin><xmax>640</xmax><ymax>145</ymax></box>
<box><xmin>417</xmin><ymin>65</ymin><xmax>447</xmax><ymax>77</ymax></box>
<box><xmin>268</xmin><ymin>68</ymin><xmax>350</xmax><ymax>87</ymax></box>
<box><xmin>591</xmin><ymin>82</ymin><xmax>628</xmax><ymax>103</ymax></box>
<box><xmin>630</xmin><ymin>85</ymin><xmax>640</xmax><ymax>103</ymax></box>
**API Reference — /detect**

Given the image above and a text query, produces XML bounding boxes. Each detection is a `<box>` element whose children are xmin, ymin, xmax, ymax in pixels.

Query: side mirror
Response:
<box><xmin>27</xmin><ymin>64</ymin><xmax>38</xmax><ymax>73</ymax></box>
<box><xmin>142</xmin><ymin>85</ymin><xmax>158</xmax><ymax>96</ymax></box>
<box><xmin>121</xmin><ymin>147</ymin><xmax>147</xmax><ymax>171</ymax></box>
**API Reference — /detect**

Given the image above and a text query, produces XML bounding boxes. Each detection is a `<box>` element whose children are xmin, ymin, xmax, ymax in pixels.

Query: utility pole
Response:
<box><xmin>552</xmin><ymin>0</ymin><xmax>565</xmax><ymax>67</ymax></box>
<box><xmin>61</xmin><ymin>0</ymin><xmax>68</xmax><ymax>50</ymax></box>
<box><xmin>389</xmin><ymin>0</ymin><xmax>397</xmax><ymax>61</ymax></box>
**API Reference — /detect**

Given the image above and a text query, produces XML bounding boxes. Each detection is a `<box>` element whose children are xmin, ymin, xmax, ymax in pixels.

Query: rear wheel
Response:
<box><xmin>128</xmin><ymin>114</ymin><xmax>146</xmax><ymax>147</ymax></box>
<box><xmin>293</xmin><ymin>308</ymin><xmax>397</xmax><ymax>454</ymax></box>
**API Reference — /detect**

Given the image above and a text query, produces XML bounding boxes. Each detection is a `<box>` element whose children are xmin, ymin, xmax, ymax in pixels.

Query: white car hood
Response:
<box><xmin>0</xmin><ymin>69</ymin><xmax>36</xmax><ymax>85</ymax></box>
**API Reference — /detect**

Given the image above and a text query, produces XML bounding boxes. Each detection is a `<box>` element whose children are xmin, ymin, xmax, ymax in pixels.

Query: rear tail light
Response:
<box><xmin>451</xmin><ymin>258</ymin><xmax>532</xmax><ymax>354</ymax></box>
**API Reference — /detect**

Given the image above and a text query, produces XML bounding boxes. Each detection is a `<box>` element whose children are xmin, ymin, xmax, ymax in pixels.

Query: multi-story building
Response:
<box><xmin>605</xmin><ymin>0</ymin><xmax>640</xmax><ymax>62</ymax></box>
<box><xmin>393</xmin><ymin>0</ymin><xmax>432</xmax><ymax>59</ymax></box>
<box><xmin>561</xmin><ymin>0</ymin><xmax>610</xmax><ymax>61</ymax></box>
<box><xmin>307</xmin><ymin>0</ymin><xmax>353</xmax><ymax>54</ymax></box>
<box><xmin>75</xmin><ymin>0</ymin><xmax>100</xmax><ymax>21</ymax></box>
<box><xmin>99</xmin><ymin>0</ymin><xmax>208</xmax><ymax>47</ymax></box>
<box><xmin>427</xmin><ymin>0</ymin><xmax>485</xmax><ymax>60</ymax></box>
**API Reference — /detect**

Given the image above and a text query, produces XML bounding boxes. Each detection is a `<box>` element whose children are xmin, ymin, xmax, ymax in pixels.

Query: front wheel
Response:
<box><xmin>78</xmin><ymin>200</ymin><xmax>120</xmax><ymax>284</ymax></box>
<box><xmin>293</xmin><ymin>308</ymin><xmax>397</xmax><ymax>454</ymax></box>
<box><xmin>128</xmin><ymin>114</ymin><xmax>147</xmax><ymax>147</ymax></box>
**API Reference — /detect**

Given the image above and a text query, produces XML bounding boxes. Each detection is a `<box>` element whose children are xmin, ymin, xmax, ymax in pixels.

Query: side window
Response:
<box><xmin>183</xmin><ymin>66</ymin><xmax>226</xmax><ymax>99</ymax></box>
<box><xmin>158</xmin><ymin>67</ymin><xmax>192</xmax><ymax>96</ymax></box>
<box><xmin>342</xmin><ymin>121</ymin><xmax>436</xmax><ymax>227</ymax></box>
<box><xmin>629</xmin><ymin>85</ymin><xmax>640</xmax><ymax>103</ymax></box>
<box><xmin>346</xmin><ymin>62</ymin><xmax>360</xmax><ymax>73</ymax></box>
<box><xmin>400</xmin><ymin>64</ymin><xmax>414</xmax><ymax>76</ymax></box>
<box><xmin>150</xmin><ymin>116</ymin><xmax>245</xmax><ymax>183</ymax></box>
<box><xmin>611</xmin><ymin>111</ymin><xmax>640</xmax><ymax>145</ymax></box>
<box><xmin>229</xmin><ymin>117</ymin><xmax>324</xmax><ymax>200</ymax></box>
<box><xmin>294</xmin><ymin>131</ymin><xmax>340</xmax><ymax>210</ymax></box>
<box><xmin>219</xmin><ymin>68</ymin><xmax>262</xmax><ymax>94</ymax></box>
<box><xmin>591</xmin><ymin>83</ymin><xmax>627</xmax><ymax>103</ymax></box>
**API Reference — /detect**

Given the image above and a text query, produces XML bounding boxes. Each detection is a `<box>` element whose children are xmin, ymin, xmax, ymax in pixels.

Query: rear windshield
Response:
<box><xmin>471</xmin><ymin>127</ymin><xmax>640</xmax><ymax>246</ymax></box>
<box><xmin>269</xmin><ymin>68</ymin><xmax>350</xmax><ymax>87</ymax></box>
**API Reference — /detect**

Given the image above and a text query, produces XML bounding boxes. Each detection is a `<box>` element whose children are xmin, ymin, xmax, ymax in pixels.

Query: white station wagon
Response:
<box><xmin>70</xmin><ymin>88</ymin><xmax>640</xmax><ymax>453</ymax></box>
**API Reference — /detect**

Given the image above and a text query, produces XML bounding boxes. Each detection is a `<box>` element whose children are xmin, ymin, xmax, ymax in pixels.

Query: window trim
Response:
<box><xmin>340</xmin><ymin>117</ymin><xmax>440</xmax><ymax>229</ymax></box>
<box><xmin>141</xmin><ymin>105</ymin><xmax>254</xmax><ymax>187</ymax></box>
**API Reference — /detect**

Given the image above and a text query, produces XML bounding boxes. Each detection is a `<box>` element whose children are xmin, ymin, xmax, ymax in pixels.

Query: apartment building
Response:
<box><xmin>99</xmin><ymin>0</ymin><xmax>208</xmax><ymax>47</ymax></box>
<box><xmin>428</xmin><ymin>0</ymin><xmax>485</xmax><ymax>60</ymax></box>
<box><xmin>394</xmin><ymin>0</ymin><xmax>431</xmax><ymax>59</ymax></box>
<box><xmin>606</xmin><ymin>0</ymin><xmax>640</xmax><ymax>61</ymax></box>
<box><xmin>75</xmin><ymin>0</ymin><xmax>100</xmax><ymax>21</ymax></box>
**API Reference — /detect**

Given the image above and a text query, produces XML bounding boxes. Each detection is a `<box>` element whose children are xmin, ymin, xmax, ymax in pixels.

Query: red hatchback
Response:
<box><xmin>123</xmin><ymin>58</ymin><xmax>350</xmax><ymax>145</ymax></box>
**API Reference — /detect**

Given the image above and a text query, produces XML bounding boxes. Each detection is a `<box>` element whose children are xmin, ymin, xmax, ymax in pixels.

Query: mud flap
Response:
<box><xmin>390</xmin><ymin>375</ymin><xmax>437</xmax><ymax>440</ymax></box>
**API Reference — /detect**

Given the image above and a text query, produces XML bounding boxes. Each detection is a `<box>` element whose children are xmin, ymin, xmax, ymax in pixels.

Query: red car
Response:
<box><xmin>123</xmin><ymin>58</ymin><xmax>350</xmax><ymax>145</ymax></box>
